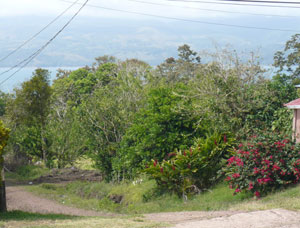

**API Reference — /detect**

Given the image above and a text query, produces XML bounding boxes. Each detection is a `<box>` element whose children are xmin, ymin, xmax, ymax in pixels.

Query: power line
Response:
<box><xmin>0</xmin><ymin>0</ymin><xmax>80</xmax><ymax>63</ymax></box>
<box><xmin>166</xmin><ymin>0</ymin><xmax>300</xmax><ymax>8</ymax></box>
<box><xmin>209</xmin><ymin>0</ymin><xmax>300</xmax><ymax>4</ymax></box>
<box><xmin>0</xmin><ymin>0</ymin><xmax>89</xmax><ymax>86</ymax></box>
<box><xmin>127</xmin><ymin>0</ymin><xmax>298</xmax><ymax>18</ymax></box>
<box><xmin>60</xmin><ymin>0</ymin><xmax>300</xmax><ymax>32</ymax></box>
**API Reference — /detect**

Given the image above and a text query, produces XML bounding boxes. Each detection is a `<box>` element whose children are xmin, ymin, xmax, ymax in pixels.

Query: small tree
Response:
<box><xmin>0</xmin><ymin>121</ymin><xmax>10</xmax><ymax>212</ymax></box>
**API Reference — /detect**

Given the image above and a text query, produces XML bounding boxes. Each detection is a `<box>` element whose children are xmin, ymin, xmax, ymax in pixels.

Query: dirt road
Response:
<box><xmin>6</xmin><ymin>185</ymin><xmax>114</xmax><ymax>217</ymax></box>
<box><xmin>6</xmin><ymin>185</ymin><xmax>300</xmax><ymax>227</ymax></box>
<box><xmin>146</xmin><ymin>209</ymin><xmax>300</xmax><ymax>228</ymax></box>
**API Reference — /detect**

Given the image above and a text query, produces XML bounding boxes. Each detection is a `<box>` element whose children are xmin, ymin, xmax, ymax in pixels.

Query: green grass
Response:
<box><xmin>0</xmin><ymin>211</ymin><xmax>164</xmax><ymax>228</ymax></box>
<box><xmin>24</xmin><ymin>176</ymin><xmax>300</xmax><ymax>214</ymax></box>
<box><xmin>6</xmin><ymin>165</ymin><xmax>49</xmax><ymax>182</ymax></box>
<box><xmin>0</xmin><ymin>211</ymin><xmax>77</xmax><ymax>221</ymax></box>
<box><xmin>25</xmin><ymin>178</ymin><xmax>253</xmax><ymax>214</ymax></box>
<box><xmin>9</xmin><ymin>165</ymin><xmax>300</xmax><ymax>217</ymax></box>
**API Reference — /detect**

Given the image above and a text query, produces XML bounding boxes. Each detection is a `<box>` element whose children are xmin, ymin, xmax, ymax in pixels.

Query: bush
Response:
<box><xmin>114</xmin><ymin>84</ymin><xmax>208</xmax><ymax>178</ymax></box>
<box><xmin>223</xmin><ymin>133</ymin><xmax>300</xmax><ymax>198</ymax></box>
<box><xmin>144</xmin><ymin>132</ymin><xmax>235</xmax><ymax>198</ymax></box>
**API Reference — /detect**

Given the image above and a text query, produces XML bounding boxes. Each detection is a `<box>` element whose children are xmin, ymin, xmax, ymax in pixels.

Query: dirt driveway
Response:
<box><xmin>146</xmin><ymin>209</ymin><xmax>300</xmax><ymax>228</ymax></box>
<box><xmin>6</xmin><ymin>185</ymin><xmax>114</xmax><ymax>217</ymax></box>
<box><xmin>6</xmin><ymin>185</ymin><xmax>300</xmax><ymax>228</ymax></box>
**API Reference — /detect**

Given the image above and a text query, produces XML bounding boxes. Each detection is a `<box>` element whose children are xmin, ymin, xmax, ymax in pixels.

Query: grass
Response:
<box><xmin>25</xmin><ymin>178</ymin><xmax>253</xmax><ymax>214</ymax></box>
<box><xmin>24</xmin><ymin>176</ymin><xmax>300</xmax><ymax>214</ymax></box>
<box><xmin>7</xmin><ymin>165</ymin><xmax>300</xmax><ymax>225</ymax></box>
<box><xmin>5</xmin><ymin>165</ymin><xmax>49</xmax><ymax>182</ymax></box>
<box><xmin>0</xmin><ymin>211</ymin><xmax>164</xmax><ymax>228</ymax></box>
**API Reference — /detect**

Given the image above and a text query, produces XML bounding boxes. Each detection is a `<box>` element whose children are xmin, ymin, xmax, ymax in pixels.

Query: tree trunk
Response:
<box><xmin>0</xmin><ymin>168</ymin><xmax>6</xmax><ymax>212</ymax></box>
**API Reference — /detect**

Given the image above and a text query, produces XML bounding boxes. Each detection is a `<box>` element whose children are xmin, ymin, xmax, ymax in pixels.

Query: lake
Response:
<box><xmin>0</xmin><ymin>66</ymin><xmax>80</xmax><ymax>92</ymax></box>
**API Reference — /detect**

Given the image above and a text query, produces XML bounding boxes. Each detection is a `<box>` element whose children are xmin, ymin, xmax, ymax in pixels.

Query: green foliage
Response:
<box><xmin>6</xmin><ymin>69</ymin><xmax>51</xmax><ymax>162</ymax></box>
<box><xmin>271</xmin><ymin>108</ymin><xmax>293</xmax><ymax>135</ymax></box>
<box><xmin>144</xmin><ymin>132</ymin><xmax>235</xmax><ymax>197</ymax></box>
<box><xmin>0</xmin><ymin>120</ymin><xmax>10</xmax><ymax>183</ymax></box>
<box><xmin>274</xmin><ymin>34</ymin><xmax>300</xmax><ymax>80</ymax></box>
<box><xmin>223</xmin><ymin>133</ymin><xmax>300</xmax><ymax>197</ymax></box>
<box><xmin>115</xmin><ymin>84</ymin><xmax>207</xmax><ymax>178</ymax></box>
<box><xmin>6</xmin><ymin>165</ymin><xmax>49</xmax><ymax>181</ymax></box>
<box><xmin>3</xmin><ymin>43</ymin><xmax>298</xmax><ymax>184</ymax></box>
<box><xmin>156</xmin><ymin>44</ymin><xmax>201</xmax><ymax>83</ymax></box>
<box><xmin>79</xmin><ymin>62</ymin><xmax>147</xmax><ymax>179</ymax></box>
<box><xmin>26</xmin><ymin>177</ymin><xmax>253</xmax><ymax>213</ymax></box>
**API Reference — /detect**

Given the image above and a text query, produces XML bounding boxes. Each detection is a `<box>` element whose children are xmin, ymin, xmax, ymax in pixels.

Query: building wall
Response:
<box><xmin>294</xmin><ymin>109</ymin><xmax>300</xmax><ymax>143</ymax></box>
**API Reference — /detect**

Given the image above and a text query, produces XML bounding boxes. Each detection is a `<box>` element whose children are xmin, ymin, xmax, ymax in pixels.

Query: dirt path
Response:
<box><xmin>6</xmin><ymin>185</ymin><xmax>115</xmax><ymax>217</ymax></box>
<box><xmin>6</xmin><ymin>185</ymin><xmax>300</xmax><ymax>227</ymax></box>
<box><xmin>146</xmin><ymin>209</ymin><xmax>300</xmax><ymax>228</ymax></box>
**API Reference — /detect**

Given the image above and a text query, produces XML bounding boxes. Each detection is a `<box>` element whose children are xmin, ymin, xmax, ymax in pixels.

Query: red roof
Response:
<box><xmin>284</xmin><ymin>98</ymin><xmax>300</xmax><ymax>107</ymax></box>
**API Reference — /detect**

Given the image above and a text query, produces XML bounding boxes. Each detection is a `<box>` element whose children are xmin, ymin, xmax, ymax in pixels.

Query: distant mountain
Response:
<box><xmin>0</xmin><ymin>15</ymin><xmax>298</xmax><ymax>67</ymax></box>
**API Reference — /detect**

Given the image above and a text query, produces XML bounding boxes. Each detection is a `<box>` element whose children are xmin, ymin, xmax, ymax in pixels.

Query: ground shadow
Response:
<box><xmin>0</xmin><ymin>210</ymin><xmax>80</xmax><ymax>221</ymax></box>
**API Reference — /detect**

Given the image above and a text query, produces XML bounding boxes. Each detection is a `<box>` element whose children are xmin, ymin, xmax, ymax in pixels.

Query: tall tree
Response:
<box><xmin>274</xmin><ymin>33</ymin><xmax>300</xmax><ymax>81</ymax></box>
<box><xmin>0</xmin><ymin>121</ymin><xmax>10</xmax><ymax>212</ymax></box>
<box><xmin>6</xmin><ymin>69</ymin><xmax>52</xmax><ymax>162</ymax></box>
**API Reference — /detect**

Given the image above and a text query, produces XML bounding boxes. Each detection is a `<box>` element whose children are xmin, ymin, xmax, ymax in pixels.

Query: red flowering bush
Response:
<box><xmin>223</xmin><ymin>133</ymin><xmax>300</xmax><ymax>197</ymax></box>
<box><xmin>144</xmin><ymin>132</ymin><xmax>234</xmax><ymax>197</ymax></box>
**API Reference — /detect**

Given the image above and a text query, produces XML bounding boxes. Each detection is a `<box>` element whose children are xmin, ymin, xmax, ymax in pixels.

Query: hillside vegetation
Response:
<box><xmin>3</xmin><ymin>34</ymin><xmax>300</xmax><ymax>203</ymax></box>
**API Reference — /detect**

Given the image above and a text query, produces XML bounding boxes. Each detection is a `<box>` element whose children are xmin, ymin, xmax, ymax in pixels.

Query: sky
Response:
<box><xmin>2</xmin><ymin>0</ymin><xmax>300</xmax><ymax>18</ymax></box>
<box><xmin>1</xmin><ymin>0</ymin><xmax>300</xmax><ymax>90</ymax></box>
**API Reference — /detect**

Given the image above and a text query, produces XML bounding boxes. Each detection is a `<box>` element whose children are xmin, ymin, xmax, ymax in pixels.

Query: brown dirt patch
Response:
<box><xmin>33</xmin><ymin>167</ymin><xmax>103</xmax><ymax>184</ymax></box>
<box><xmin>146</xmin><ymin>209</ymin><xmax>300</xmax><ymax>228</ymax></box>
<box><xmin>6</xmin><ymin>185</ymin><xmax>114</xmax><ymax>217</ymax></box>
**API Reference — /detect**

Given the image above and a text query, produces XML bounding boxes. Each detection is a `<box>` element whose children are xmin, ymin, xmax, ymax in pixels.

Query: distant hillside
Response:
<box><xmin>0</xmin><ymin>16</ymin><xmax>297</xmax><ymax>67</ymax></box>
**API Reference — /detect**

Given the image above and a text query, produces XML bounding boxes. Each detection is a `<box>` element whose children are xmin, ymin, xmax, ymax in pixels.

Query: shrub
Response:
<box><xmin>223</xmin><ymin>133</ymin><xmax>300</xmax><ymax>198</ymax></box>
<box><xmin>144</xmin><ymin>132</ymin><xmax>235</xmax><ymax>198</ymax></box>
<box><xmin>114</xmin><ymin>84</ymin><xmax>209</xmax><ymax>178</ymax></box>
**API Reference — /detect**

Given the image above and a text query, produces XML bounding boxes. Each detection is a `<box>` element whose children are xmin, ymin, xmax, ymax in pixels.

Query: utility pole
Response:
<box><xmin>0</xmin><ymin>158</ymin><xmax>6</xmax><ymax>212</ymax></box>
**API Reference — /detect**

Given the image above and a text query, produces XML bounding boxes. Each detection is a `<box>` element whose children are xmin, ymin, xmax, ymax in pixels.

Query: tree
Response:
<box><xmin>6</xmin><ymin>69</ymin><xmax>52</xmax><ymax>163</ymax></box>
<box><xmin>274</xmin><ymin>34</ymin><xmax>300</xmax><ymax>81</ymax></box>
<box><xmin>0</xmin><ymin>121</ymin><xmax>10</xmax><ymax>212</ymax></box>
<box><xmin>156</xmin><ymin>44</ymin><xmax>201</xmax><ymax>83</ymax></box>
<box><xmin>115</xmin><ymin>84</ymin><xmax>207</xmax><ymax>178</ymax></box>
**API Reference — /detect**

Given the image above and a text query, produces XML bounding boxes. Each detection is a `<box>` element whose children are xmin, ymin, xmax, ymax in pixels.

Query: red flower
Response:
<box><xmin>160</xmin><ymin>167</ymin><xmax>163</xmax><ymax>173</ymax></box>
<box><xmin>168</xmin><ymin>152</ymin><xmax>176</xmax><ymax>157</ymax></box>
<box><xmin>214</xmin><ymin>140</ymin><xmax>217</xmax><ymax>146</ymax></box>
<box><xmin>225</xmin><ymin>176</ymin><xmax>231</xmax><ymax>181</ymax></box>
<box><xmin>255</xmin><ymin>191</ymin><xmax>260</xmax><ymax>198</ymax></box>
<box><xmin>272</xmin><ymin>164</ymin><xmax>280</xmax><ymax>171</ymax></box>
<box><xmin>263</xmin><ymin>177</ymin><xmax>272</xmax><ymax>183</ymax></box>
<box><xmin>232</xmin><ymin>173</ymin><xmax>240</xmax><ymax>178</ymax></box>
<box><xmin>248</xmin><ymin>182</ymin><xmax>253</xmax><ymax>190</ymax></box>
<box><xmin>238</xmin><ymin>143</ymin><xmax>243</xmax><ymax>148</ymax></box>
<box><xmin>153</xmin><ymin>160</ymin><xmax>157</xmax><ymax>167</ymax></box>
<box><xmin>224</xmin><ymin>135</ymin><xmax>227</xmax><ymax>143</ymax></box>
<box><xmin>183</xmin><ymin>151</ymin><xmax>187</xmax><ymax>156</ymax></box>
<box><xmin>235</xmin><ymin>188</ymin><xmax>241</xmax><ymax>193</ymax></box>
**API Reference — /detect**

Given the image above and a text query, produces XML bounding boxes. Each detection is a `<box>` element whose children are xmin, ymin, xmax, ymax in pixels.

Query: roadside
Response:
<box><xmin>6</xmin><ymin>184</ymin><xmax>300</xmax><ymax>228</ymax></box>
<box><xmin>6</xmin><ymin>185</ymin><xmax>112</xmax><ymax>217</ymax></box>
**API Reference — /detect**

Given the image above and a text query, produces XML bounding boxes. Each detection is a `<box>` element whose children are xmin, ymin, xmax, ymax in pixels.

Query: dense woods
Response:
<box><xmin>3</xmin><ymin>35</ymin><xmax>300</xmax><ymax>198</ymax></box>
